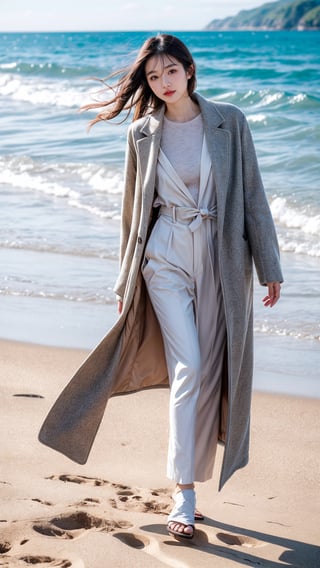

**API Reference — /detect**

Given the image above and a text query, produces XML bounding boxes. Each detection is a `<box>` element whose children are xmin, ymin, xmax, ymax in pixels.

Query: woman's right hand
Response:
<box><xmin>118</xmin><ymin>300</ymin><xmax>123</xmax><ymax>314</ymax></box>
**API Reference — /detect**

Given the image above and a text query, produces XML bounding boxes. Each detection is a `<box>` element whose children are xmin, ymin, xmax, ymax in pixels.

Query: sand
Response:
<box><xmin>0</xmin><ymin>338</ymin><xmax>319</xmax><ymax>567</ymax></box>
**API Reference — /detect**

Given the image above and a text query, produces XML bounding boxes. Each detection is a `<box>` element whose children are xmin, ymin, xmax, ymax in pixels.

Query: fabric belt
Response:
<box><xmin>159</xmin><ymin>205</ymin><xmax>217</xmax><ymax>233</ymax></box>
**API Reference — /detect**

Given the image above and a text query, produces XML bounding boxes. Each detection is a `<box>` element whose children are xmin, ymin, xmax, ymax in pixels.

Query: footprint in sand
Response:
<box><xmin>33</xmin><ymin>511</ymin><xmax>132</xmax><ymax>540</ymax></box>
<box><xmin>111</xmin><ymin>487</ymin><xmax>172</xmax><ymax>516</ymax></box>
<box><xmin>47</xmin><ymin>474</ymin><xmax>172</xmax><ymax>517</ymax></box>
<box><xmin>72</xmin><ymin>497</ymin><xmax>100</xmax><ymax>507</ymax></box>
<box><xmin>0</xmin><ymin>555</ymin><xmax>72</xmax><ymax>567</ymax></box>
<box><xmin>113</xmin><ymin>531</ymin><xmax>150</xmax><ymax>550</ymax></box>
<box><xmin>30</xmin><ymin>498</ymin><xmax>53</xmax><ymax>507</ymax></box>
<box><xmin>44</xmin><ymin>475</ymin><xmax>267</xmax><ymax>551</ymax></box>
<box><xmin>48</xmin><ymin>473</ymin><xmax>145</xmax><ymax>494</ymax></box>
<box><xmin>46</xmin><ymin>474</ymin><xmax>134</xmax><ymax>492</ymax></box>
<box><xmin>216</xmin><ymin>532</ymin><xmax>267</xmax><ymax>548</ymax></box>
<box><xmin>46</xmin><ymin>474</ymin><xmax>109</xmax><ymax>486</ymax></box>
<box><xmin>114</xmin><ymin>530</ymin><xmax>192</xmax><ymax>568</ymax></box>
<box><xmin>0</xmin><ymin>541</ymin><xmax>11</xmax><ymax>553</ymax></box>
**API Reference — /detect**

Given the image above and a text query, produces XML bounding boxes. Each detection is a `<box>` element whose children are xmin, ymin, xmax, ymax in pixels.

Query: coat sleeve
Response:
<box><xmin>240</xmin><ymin>114</ymin><xmax>283</xmax><ymax>286</ymax></box>
<box><xmin>113</xmin><ymin>125</ymin><xmax>137</xmax><ymax>300</ymax></box>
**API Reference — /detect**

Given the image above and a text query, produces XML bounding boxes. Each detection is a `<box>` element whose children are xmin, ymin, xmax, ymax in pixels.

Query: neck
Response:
<box><xmin>165</xmin><ymin>95</ymin><xmax>199</xmax><ymax>123</ymax></box>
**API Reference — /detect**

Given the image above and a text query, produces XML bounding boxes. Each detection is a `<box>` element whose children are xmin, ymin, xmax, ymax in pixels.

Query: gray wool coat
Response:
<box><xmin>39</xmin><ymin>93</ymin><xmax>283</xmax><ymax>490</ymax></box>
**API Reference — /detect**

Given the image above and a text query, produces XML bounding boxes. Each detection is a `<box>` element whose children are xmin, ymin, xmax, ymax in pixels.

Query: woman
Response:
<box><xmin>39</xmin><ymin>34</ymin><xmax>283</xmax><ymax>540</ymax></box>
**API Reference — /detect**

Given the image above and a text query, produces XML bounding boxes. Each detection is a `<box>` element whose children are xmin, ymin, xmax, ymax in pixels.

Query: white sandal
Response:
<box><xmin>167</xmin><ymin>488</ymin><xmax>195</xmax><ymax>539</ymax></box>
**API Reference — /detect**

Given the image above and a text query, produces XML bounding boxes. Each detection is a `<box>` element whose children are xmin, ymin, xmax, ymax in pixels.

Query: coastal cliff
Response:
<box><xmin>205</xmin><ymin>0</ymin><xmax>320</xmax><ymax>31</ymax></box>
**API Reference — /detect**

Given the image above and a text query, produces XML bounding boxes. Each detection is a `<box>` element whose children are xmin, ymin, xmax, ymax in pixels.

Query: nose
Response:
<box><xmin>162</xmin><ymin>73</ymin><xmax>170</xmax><ymax>87</ymax></box>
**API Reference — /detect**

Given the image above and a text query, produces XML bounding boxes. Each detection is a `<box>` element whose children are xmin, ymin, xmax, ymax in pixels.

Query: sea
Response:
<box><xmin>0</xmin><ymin>30</ymin><xmax>319</xmax><ymax>397</ymax></box>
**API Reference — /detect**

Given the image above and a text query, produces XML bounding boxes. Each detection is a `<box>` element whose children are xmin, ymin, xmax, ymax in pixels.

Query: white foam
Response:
<box><xmin>79</xmin><ymin>165</ymin><xmax>123</xmax><ymax>193</ymax></box>
<box><xmin>289</xmin><ymin>93</ymin><xmax>307</xmax><ymax>105</ymax></box>
<box><xmin>0</xmin><ymin>160</ymin><xmax>79</xmax><ymax>199</ymax></box>
<box><xmin>247</xmin><ymin>113</ymin><xmax>267</xmax><ymax>124</ymax></box>
<box><xmin>0</xmin><ymin>155</ymin><xmax>123</xmax><ymax>224</ymax></box>
<box><xmin>242</xmin><ymin>90</ymin><xmax>255</xmax><ymax>100</ymax></box>
<box><xmin>277</xmin><ymin>236</ymin><xmax>320</xmax><ymax>257</ymax></box>
<box><xmin>256</xmin><ymin>91</ymin><xmax>283</xmax><ymax>107</ymax></box>
<box><xmin>271</xmin><ymin>197</ymin><xmax>320</xmax><ymax>236</ymax></box>
<box><xmin>67</xmin><ymin>199</ymin><xmax>119</xmax><ymax>219</ymax></box>
<box><xmin>0</xmin><ymin>155</ymin><xmax>123</xmax><ymax>198</ymax></box>
<box><xmin>0</xmin><ymin>73</ymin><xmax>92</xmax><ymax>108</ymax></box>
<box><xmin>0</xmin><ymin>286</ymin><xmax>114</xmax><ymax>304</ymax></box>
<box><xmin>271</xmin><ymin>197</ymin><xmax>320</xmax><ymax>257</ymax></box>
<box><xmin>254</xmin><ymin>322</ymin><xmax>319</xmax><ymax>342</ymax></box>
<box><xmin>212</xmin><ymin>91</ymin><xmax>237</xmax><ymax>100</ymax></box>
<box><xmin>0</xmin><ymin>62</ymin><xmax>17</xmax><ymax>70</ymax></box>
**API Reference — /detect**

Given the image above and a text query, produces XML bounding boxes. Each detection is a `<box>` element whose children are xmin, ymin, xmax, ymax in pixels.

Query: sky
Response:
<box><xmin>0</xmin><ymin>0</ymin><xmax>277</xmax><ymax>32</ymax></box>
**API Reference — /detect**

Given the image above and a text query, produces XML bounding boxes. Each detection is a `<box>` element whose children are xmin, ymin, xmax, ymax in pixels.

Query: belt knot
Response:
<box><xmin>159</xmin><ymin>204</ymin><xmax>217</xmax><ymax>231</ymax></box>
<box><xmin>189</xmin><ymin>206</ymin><xmax>217</xmax><ymax>232</ymax></box>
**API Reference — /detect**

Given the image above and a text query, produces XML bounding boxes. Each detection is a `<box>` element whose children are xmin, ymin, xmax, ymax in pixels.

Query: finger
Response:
<box><xmin>263</xmin><ymin>282</ymin><xmax>281</xmax><ymax>307</ymax></box>
<box><xmin>262</xmin><ymin>294</ymin><xmax>272</xmax><ymax>307</ymax></box>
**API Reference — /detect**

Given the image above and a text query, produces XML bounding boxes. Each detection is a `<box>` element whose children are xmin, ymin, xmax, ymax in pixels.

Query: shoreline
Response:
<box><xmin>1</xmin><ymin>332</ymin><xmax>319</xmax><ymax>399</ymax></box>
<box><xmin>2</xmin><ymin>250</ymin><xmax>319</xmax><ymax>400</ymax></box>
<box><xmin>1</xmin><ymin>337</ymin><xmax>319</xmax><ymax>567</ymax></box>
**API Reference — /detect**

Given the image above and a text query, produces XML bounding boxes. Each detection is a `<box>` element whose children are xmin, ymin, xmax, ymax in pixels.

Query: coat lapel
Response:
<box><xmin>134</xmin><ymin>109</ymin><xmax>164</xmax><ymax>223</ymax></box>
<box><xmin>195</xmin><ymin>94</ymin><xmax>231</xmax><ymax>231</ymax></box>
<box><xmin>198</xmin><ymin>135</ymin><xmax>212</xmax><ymax>205</ymax></box>
<box><xmin>137</xmin><ymin>109</ymin><xmax>163</xmax><ymax>189</ymax></box>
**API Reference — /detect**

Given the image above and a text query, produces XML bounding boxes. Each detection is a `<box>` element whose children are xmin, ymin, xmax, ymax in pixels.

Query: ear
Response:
<box><xmin>186</xmin><ymin>64</ymin><xmax>195</xmax><ymax>79</ymax></box>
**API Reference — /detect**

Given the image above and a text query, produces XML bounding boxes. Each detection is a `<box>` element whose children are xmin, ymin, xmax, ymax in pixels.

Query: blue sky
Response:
<box><xmin>0</xmin><ymin>0</ymin><xmax>275</xmax><ymax>31</ymax></box>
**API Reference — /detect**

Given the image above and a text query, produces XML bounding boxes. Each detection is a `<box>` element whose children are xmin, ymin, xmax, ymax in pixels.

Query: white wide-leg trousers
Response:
<box><xmin>142</xmin><ymin>214</ymin><xmax>226</xmax><ymax>484</ymax></box>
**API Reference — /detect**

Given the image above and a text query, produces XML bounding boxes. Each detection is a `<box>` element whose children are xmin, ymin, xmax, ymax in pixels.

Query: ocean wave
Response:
<box><xmin>270</xmin><ymin>197</ymin><xmax>320</xmax><ymax>257</ymax></box>
<box><xmin>0</xmin><ymin>62</ymin><xmax>17</xmax><ymax>70</ymax></box>
<box><xmin>212</xmin><ymin>88</ymin><xmax>319</xmax><ymax>113</ymax></box>
<box><xmin>271</xmin><ymin>197</ymin><xmax>320</xmax><ymax>237</ymax></box>
<box><xmin>2</xmin><ymin>282</ymin><xmax>318</xmax><ymax>340</ymax></box>
<box><xmin>277</xmin><ymin>237</ymin><xmax>320</xmax><ymax>257</ymax></box>
<box><xmin>254</xmin><ymin>322</ymin><xmax>319</xmax><ymax>342</ymax></box>
<box><xmin>0</xmin><ymin>285</ymin><xmax>115</xmax><ymax>304</ymax></box>
<box><xmin>2</xmin><ymin>65</ymin><xmax>319</xmax><ymax>115</ymax></box>
<box><xmin>78</xmin><ymin>165</ymin><xmax>123</xmax><ymax>193</ymax></box>
<box><xmin>68</xmin><ymin>199</ymin><xmax>121</xmax><ymax>220</ymax></box>
<box><xmin>0</xmin><ymin>154</ymin><xmax>123</xmax><ymax>198</ymax></box>
<box><xmin>0</xmin><ymin>61</ymin><xmax>100</xmax><ymax>78</ymax></box>
<box><xmin>0</xmin><ymin>155</ymin><xmax>80</xmax><ymax>199</ymax></box>
<box><xmin>214</xmin><ymin>63</ymin><xmax>319</xmax><ymax>93</ymax></box>
<box><xmin>0</xmin><ymin>240</ymin><xmax>119</xmax><ymax>260</ymax></box>
<box><xmin>0</xmin><ymin>72</ymin><xmax>92</xmax><ymax>108</ymax></box>
<box><xmin>1</xmin><ymin>153</ymin><xmax>319</xmax><ymax>258</ymax></box>
<box><xmin>247</xmin><ymin>113</ymin><xmax>267</xmax><ymax>124</ymax></box>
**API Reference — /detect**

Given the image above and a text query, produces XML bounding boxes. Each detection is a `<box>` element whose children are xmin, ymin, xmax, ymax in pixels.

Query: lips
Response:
<box><xmin>164</xmin><ymin>90</ymin><xmax>175</xmax><ymax>97</ymax></box>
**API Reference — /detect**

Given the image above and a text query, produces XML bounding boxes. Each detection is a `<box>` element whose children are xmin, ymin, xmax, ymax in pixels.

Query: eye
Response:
<box><xmin>168</xmin><ymin>68</ymin><xmax>177</xmax><ymax>75</ymax></box>
<box><xmin>149</xmin><ymin>75</ymin><xmax>158</xmax><ymax>81</ymax></box>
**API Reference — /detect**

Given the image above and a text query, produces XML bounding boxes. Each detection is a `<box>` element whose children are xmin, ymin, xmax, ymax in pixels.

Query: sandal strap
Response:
<box><xmin>168</xmin><ymin>488</ymin><xmax>195</xmax><ymax>526</ymax></box>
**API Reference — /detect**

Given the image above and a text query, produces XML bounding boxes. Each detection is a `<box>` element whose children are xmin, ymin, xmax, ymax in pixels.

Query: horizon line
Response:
<box><xmin>0</xmin><ymin>28</ymin><xmax>309</xmax><ymax>34</ymax></box>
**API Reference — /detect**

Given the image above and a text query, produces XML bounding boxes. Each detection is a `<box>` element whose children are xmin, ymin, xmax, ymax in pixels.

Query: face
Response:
<box><xmin>145</xmin><ymin>55</ymin><xmax>192</xmax><ymax>105</ymax></box>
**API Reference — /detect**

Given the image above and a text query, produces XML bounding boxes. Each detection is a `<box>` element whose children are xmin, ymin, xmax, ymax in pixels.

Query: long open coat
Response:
<box><xmin>39</xmin><ymin>93</ymin><xmax>283</xmax><ymax>490</ymax></box>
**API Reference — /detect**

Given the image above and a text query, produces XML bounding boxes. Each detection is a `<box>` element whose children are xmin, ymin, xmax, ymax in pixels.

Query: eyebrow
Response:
<box><xmin>146</xmin><ymin>62</ymin><xmax>178</xmax><ymax>76</ymax></box>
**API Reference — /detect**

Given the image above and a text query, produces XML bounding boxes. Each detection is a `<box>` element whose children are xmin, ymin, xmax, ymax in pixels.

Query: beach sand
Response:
<box><xmin>0</xmin><ymin>339</ymin><xmax>319</xmax><ymax>567</ymax></box>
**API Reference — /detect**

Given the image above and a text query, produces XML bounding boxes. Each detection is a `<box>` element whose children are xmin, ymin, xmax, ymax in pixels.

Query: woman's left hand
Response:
<box><xmin>262</xmin><ymin>282</ymin><xmax>281</xmax><ymax>308</ymax></box>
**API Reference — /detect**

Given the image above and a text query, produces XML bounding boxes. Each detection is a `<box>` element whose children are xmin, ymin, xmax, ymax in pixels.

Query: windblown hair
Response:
<box><xmin>83</xmin><ymin>34</ymin><xmax>197</xmax><ymax>126</ymax></box>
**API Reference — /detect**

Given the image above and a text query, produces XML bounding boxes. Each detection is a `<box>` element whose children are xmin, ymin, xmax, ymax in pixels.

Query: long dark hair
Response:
<box><xmin>83</xmin><ymin>34</ymin><xmax>197</xmax><ymax>126</ymax></box>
